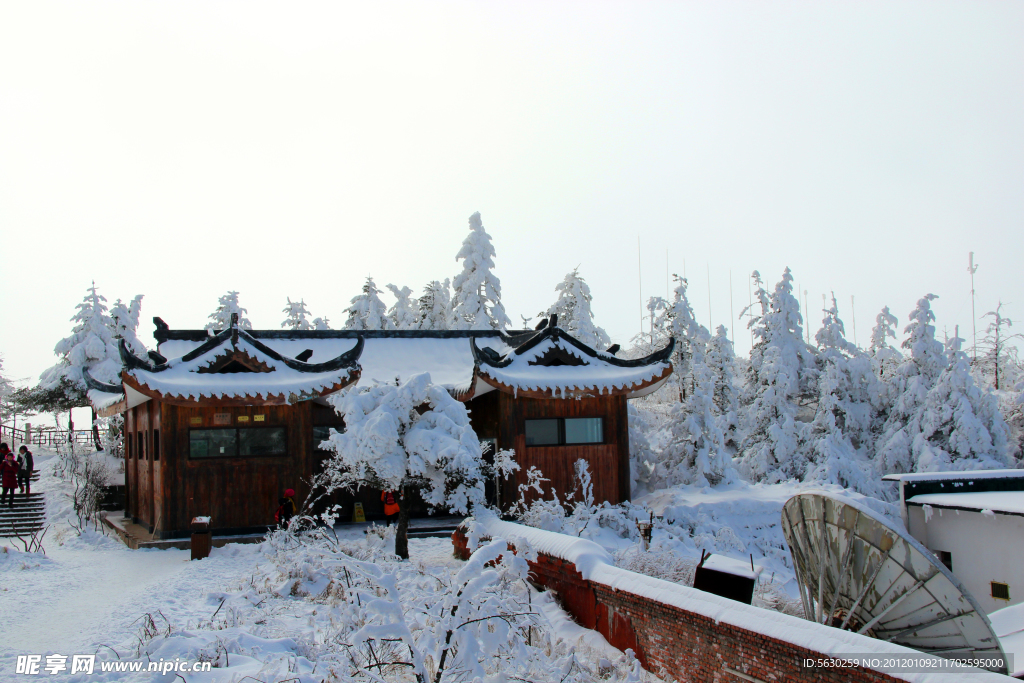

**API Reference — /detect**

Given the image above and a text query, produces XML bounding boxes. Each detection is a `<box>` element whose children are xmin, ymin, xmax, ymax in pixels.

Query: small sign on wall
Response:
<box><xmin>237</xmin><ymin>415</ymin><xmax>250</xmax><ymax>423</ymax></box>
<box><xmin>254</xmin><ymin>414</ymin><xmax>266</xmax><ymax>422</ymax></box>
<box><xmin>213</xmin><ymin>413</ymin><xmax>231</xmax><ymax>425</ymax></box>
<box><xmin>190</xmin><ymin>417</ymin><xmax>202</xmax><ymax>425</ymax></box>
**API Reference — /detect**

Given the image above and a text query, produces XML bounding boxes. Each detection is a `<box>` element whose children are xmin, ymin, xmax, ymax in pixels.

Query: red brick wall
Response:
<box><xmin>453</xmin><ymin>528</ymin><xmax>905</xmax><ymax>683</ymax></box>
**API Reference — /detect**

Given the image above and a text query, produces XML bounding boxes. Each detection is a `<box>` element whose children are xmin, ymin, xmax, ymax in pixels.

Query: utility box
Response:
<box><xmin>692</xmin><ymin>553</ymin><xmax>763</xmax><ymax>605</ymax></box>
<box><xmin>191</xmin><ymin>516</ymin><xmax>212</xmax><ymax>561</ymax></box>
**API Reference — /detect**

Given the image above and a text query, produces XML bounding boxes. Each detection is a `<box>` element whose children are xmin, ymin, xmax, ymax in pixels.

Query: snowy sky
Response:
<box><xmin>2</xmin><ymin>1</ymin><xmax>1022</xmax><ymax>388</ymax></box>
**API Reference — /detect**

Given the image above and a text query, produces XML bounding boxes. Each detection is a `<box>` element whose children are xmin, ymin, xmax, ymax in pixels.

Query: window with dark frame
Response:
<box><xmin>525</xmin><ymin>417</ymin><xmax>604</xmax><ymax>446</ymax></box>
<box><xmin>127</xmin><ymin>434</ymin><xmax>132</xmax><ymax>459</ymax></box>
<box><xmin>153</xmin><ymin>429</ymin><xmax>160</xmax><ymax>461</ymax></box>
<box><xmin>992</xmin><ymin>582</ymin><xmax>1010</xmax><ymax>601</ymax></box>
<box><xmin>313</xmin><ymin>425</ymin><xmax>343</xmax><ymax>451</ymax></box>
<box><xmin>138</xmin><ymin>432</ymin><xmax>145</xmax><ymax>460</ymax></box>
<box><xmin>189</xmin><ymin>427</ymin><xmax>288</xmax><ymax>459</ymax></box>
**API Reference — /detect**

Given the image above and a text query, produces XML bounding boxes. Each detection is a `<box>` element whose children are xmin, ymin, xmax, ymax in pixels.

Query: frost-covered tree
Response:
<box><xmin>804</xmin><ymin>295</ymin><xmax>881</xmax><ymax>495</ymax></box>
<box><xmin>281</xmin><ymin>297</ymin><xmax>313</xmax><ymax>331</ymax></box>
<box><xmin>911</xmin><ymin>330</ymin><xmax>1013</xmax><ymax>471</ymax></box>
<box><xmin>416</xmin><ymin>279</ymin><xmax>451</xmax><ymax>331</ymax></box>
<box><xmin>707</xmin><ymin>325</ymin><xmax>741</xmax><ymax>448</ymax></box>
<box><xmin>738</xmin><ymin>268</ymin><xmax>817</xmax><ymax>483</ymax></box>
<box><xmin>655</xmin><ymin>277</ymin><xmax>700</xmax><ymax>398</ymax></box>
<box><xmin>658</xmin><ymin>325</ymin><xmax>736</xmax><ymax>488</ymax></box>
<box><xmin>312</xmin><ymin>316</ymin><xmax>331</xmax><ymax>330</ymax></box>
<box><xmin>540</xmin><ymin>268</ymin><xmax>610</xmax><ymax>349</ymax></box>
<box><xmin>109</xmin><ymin>295</ymin><xmax>148</xmax><ymax>360</ymax></box>
<box><xmin>319</xmin><ymin>373</ymin><xmax>491</xmax><ymax>558</ymax></box>
<box><xmin>39</xmin><ymin>283</ymin><xmax>122</xmax><ymax>446</ymax></box>
<box><xmin>386</xmin><ymin>284</ymin><xmax>418</xmax><ymax>330</ymax></box>
<box><xmin>877</xmin><ymin>294</ymin><xmax>948</xmax><ymax>474</ymax></box>
<box><xmin>343</xmin><ymin>277</ymin><xmax>394</xmax><ymax>331</ymax></box>
<box><xmin>206</xmin><ymin>291</ymin><xmax>252</xmax><ymax>332</ymax></box>
<box><xmin>978</xmin><ymin>302</ymin><xmax>1018</xmax><ymax>390</ymax></box>
<box><xmin>449</xmin><ymin>212</ymin><xmax>511</xmax><ymax>331</ymax></box>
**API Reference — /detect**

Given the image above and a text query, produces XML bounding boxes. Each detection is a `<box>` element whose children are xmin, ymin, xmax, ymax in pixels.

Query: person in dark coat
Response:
<box><xmin>275</xmin><ymin>488</ymin><xmax>296</xmax><ymax>529</ymax></box>
<box><xmin>16</xmin><ymin>445</ymin><xmax>33</xmax><ymax>495</ymax></box>
<box><xmin>0</xmin><ymin>450</ymin><xmax>19</xmax><ymax>509</ymax></box>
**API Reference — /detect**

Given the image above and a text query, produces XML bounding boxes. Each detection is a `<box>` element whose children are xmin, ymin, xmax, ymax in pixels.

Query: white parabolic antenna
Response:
<box><xmin>781</xmin><ymin>492</ymin><xmax>1007</xmax><ymax>674</ymax></box>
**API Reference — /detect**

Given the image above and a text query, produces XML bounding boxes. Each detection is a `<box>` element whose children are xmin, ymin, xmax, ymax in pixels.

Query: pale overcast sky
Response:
<box><xmin>2</xmin><ymin>1</ymin><xmax>1022</xmax><ymax>388</ymax></box>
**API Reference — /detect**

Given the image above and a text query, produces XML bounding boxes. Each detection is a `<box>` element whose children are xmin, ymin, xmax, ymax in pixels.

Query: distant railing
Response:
<box><xmin>0</xmin><ymin>423</ymin><xmax>97</xmax><ymax>448</ymax></box>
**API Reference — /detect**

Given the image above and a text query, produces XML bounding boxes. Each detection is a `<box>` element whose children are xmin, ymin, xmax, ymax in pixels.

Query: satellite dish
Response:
<box><xmin>782</xmin><ymin>492</ymin><xmax>1007</xmax><ymax>674</ymax></box>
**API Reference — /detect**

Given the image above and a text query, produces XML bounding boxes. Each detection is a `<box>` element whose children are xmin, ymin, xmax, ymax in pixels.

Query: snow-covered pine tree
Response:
<box><xmin>912</xmin><ymin>329</ymin><xmax>1014</xmax><ymax>471</ymax></box>
<box><xmin>658</xmin><ymin>325</ymin><xmax>736</xmax><ymax>488</ymax></box>
<box><xmin>281</xmin><ymin>297</ymin><xmax>313</xmax><ymax>331</ymax></box>
<box><xmin>869</xmin><ymin>306</ymin><xmax>902</xmax><ymax>378</ymax></box>
<box><xmin>655</xmin><ymin>276</ymin><xmax>699</xmax><ymax>398</ymax></box>
<box><xmin>707</xmin><ymin>325</ymin><xmax>741</xmax><ymax>449</ymax></box>
<box><xmin>804</xmin><ymin>294</ymin><xmax>881</xmax><ymax>495</ymax></box>
<box><xmin>109</xmin><ymin>295</ymin><xmax>148</xmax><ymax>359</ymax></box>
<box><xmin>39</xmin><ymin>283</ymin><xmax>122</xmax><ymax>446</ymax></box>
<box><xmin>737</xmin><ymin>268</ymin><xmax>817</xmax><ymax>483</ymax></box>
<box><xmin>319</xmin><ymin>373</ymin><xmax>495</xmax><ymax>559</ymax></box>
<box><xmin>312</xmin><ymin>316</ymin><xmax>331</xmax><ymax>330</ymax></box>
<box><xmin>386</xmin><ymin>284</ymin><xmax>418</xmax><ymax>330</ymax></box>
<box><xmin>206</xmin><ymin>291</ymin><xmax>252</xmax><ymax>332</ymax></box>
<box><xmin>416</xmin><ymin>279</ymin><xmax>451</xmax><ymax>330</ymax></box>
<box><xmin>449</xmin><ymin>212</ymin><xmax>511</xmax><ymax>331</ymax></box>
<box><xmin>877</xmin><ymin>294</ymin><xmax>948</xmax><ymax>474</ymax></box>
<box><xmin>540</xmin><ymin>268</ymin><xmax>610</xmax><ymax>349</ymax></box>
<box><xmin>978</xmin><ymin>302</ymin><xmax>1017</xmax><ymax>390</ymax></box>
<box><xmin>343</xmin><ymin>277</ymin><xmax>394</xmax><ymax>331</ymax></box>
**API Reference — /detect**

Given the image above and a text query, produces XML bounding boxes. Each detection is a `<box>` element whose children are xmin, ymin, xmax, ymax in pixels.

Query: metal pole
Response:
<box><xmin>707</xmin><ymin>263</ymin><xmax>712</xmax><ymax>332</ymax></box>
<box><xmin>729</xmin><ymin>270</ymin><xmax>734</xmax><ymax>343</ymax></box>
<box><xmin>851</xmin><ymin>295</ymin><xmax>857</xmax><ymax>347</ymax></box>
<box><xmin>968</xmin><ymin>252</ymin><xmax>978</xmax><ymax>360</ymax></box>
<box><xmin>638</xmin><ymin>237</ymin><xmax>643</xmax><ymax>337</ymax></box>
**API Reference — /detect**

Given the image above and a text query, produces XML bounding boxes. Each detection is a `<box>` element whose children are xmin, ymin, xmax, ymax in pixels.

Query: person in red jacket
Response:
<box><xmin>381</xmin><ymin>490</ymin><xmax>400</xmax><ymax>526</ymax></box>
<box><xmin>0</xmin><ymin>448</ymin><xmax>19</xmax><ymax>509</ymax></box>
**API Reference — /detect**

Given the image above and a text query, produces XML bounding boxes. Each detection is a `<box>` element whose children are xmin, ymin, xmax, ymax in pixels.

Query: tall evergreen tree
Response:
<box><xmin>416</xmin><ymin>279</ymin><xmax>451</xmax><ymax>331</ymax></box>
<box><xmin>449</xmin><ymin>212</ymin><xmax>511</xmax><ymax>331</ymax></box>
<box><xmin>281</xmin><ymin>297</ymin><xmax>313</xmax><ymax>331</ymax></box>
<box><xmin>110</xmin><ymin>295</ymin><xmax>148</xmax><ymax>359</ymax></box>
<box><xmin>206</xmin><ymin>291</ymin><xmax>252</xmax><ymax>331</ymax></box>
<box><xmin>707</xmin><ymin>325</ymin><xmax>741</xmax><ymax>449</ymax></box>
<box><xmin>738</xmin><ymin>268</ymin><xmax>816</xmax><ymax>482</ymax></box>
<box><xmin>386</xmin><ymin>284</ymin><xmax>418</xmax><ymax>330</ymax></box>
<box><xmin>913</xmin><ymin>330</ymin><xmax>1013</xmax><ymax>471</ymax></box>
<box><xmin>541</xmin><ymin>268</ymin><xmax>610</xmax><ymax>349</ymax></box>
<box><xmin>804</xmin><ymin>295</ymin><xmax>881</xmax><ymax>495</ymax></box>
<box><xmin>344</xmin><ymin>277</ymin><xmax>394</xmax><ymax>331</ymax></box>
<box><xmin>877</xmin><ymin>294</ymin><xmax>947</xmax><ymax>474</ymax></box>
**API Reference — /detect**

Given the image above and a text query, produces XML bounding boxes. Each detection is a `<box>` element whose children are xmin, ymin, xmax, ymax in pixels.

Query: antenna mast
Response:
<box><xmin>850</xmin><ymin>295</ymin><xmax>857</xmax><ymax>347</ymax></box>
<box><xmin>968</xmin><ymin>252</ymin><xmax>978</xmax><ymax>360</ymax></box>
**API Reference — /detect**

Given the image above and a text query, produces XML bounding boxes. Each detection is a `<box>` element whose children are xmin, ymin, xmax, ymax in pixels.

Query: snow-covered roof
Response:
<box><xmin>907</xmin><ymin>491</ymin><xmax>1024</xmax><ymax>516</ymax></box>
<box><xmin>471</xmin><ymin>324</ymin><xmax>673</xmax><ymax>399</ymax></box>
<box><xmin>883</xmin><ymin>470</ymin><xmax>1024</xmax><ymax>483</ymax></box>
<box><xmin>700</xmin><ymin>553</ymin><xmax>763</xmax><ymax>580</ymax></box>
<box><xmin>121</xmin><ymin>325</ymin><xmax>361</xmax><ymax>405</ymax></box>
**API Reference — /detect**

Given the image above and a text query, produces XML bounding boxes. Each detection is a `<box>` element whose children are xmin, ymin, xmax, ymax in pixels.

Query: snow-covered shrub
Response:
<box><xmin>281</xmin><ymin>297</ymin><xmax>313</xmax><ymax>331</ymax></box>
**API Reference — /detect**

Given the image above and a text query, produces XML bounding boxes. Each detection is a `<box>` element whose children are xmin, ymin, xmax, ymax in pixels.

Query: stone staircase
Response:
<box><xmin>0</xmin><ymin>471</ymin><xmax>44</xmax><ymax>538</ymax></box>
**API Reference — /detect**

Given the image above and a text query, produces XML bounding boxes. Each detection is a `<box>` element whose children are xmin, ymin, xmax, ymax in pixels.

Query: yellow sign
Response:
<box><xmin>189</xmin><ymin>417</ymin><xmax>202</xmax><ymax>425</ymax></box>
<box><xmin>237</xmin><ymin>415</ymin><xmax>250</xmax><ymax>422</ymax></box>
<box><xmin>254</xmin><ymin>414</ymin><xmax>265</xmax><ymax>422</ymax></box>
<box><xmin>352</xmin><ymin>502</ymin><xmax>366</xmax><ymax>523</ymax></box>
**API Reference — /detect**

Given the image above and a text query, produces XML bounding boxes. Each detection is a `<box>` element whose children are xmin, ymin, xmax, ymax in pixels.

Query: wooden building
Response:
<box><xmin>89</xmin><ymin>315</ymin><xmax>673</xmax><ymax>538</ymax></box>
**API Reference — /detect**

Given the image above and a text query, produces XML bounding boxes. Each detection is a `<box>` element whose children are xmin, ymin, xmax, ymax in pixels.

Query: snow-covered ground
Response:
<box><xmin>0</xmin><ymin>453</ymin><xmax>642</xmax><ymax>682</ymax></box>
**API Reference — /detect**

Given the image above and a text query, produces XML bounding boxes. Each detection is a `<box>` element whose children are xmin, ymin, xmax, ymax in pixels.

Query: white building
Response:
<box><xmin>883</xmin><ymin>470</ymin><xmax>1024</xmax><ymax>616</ymax></box>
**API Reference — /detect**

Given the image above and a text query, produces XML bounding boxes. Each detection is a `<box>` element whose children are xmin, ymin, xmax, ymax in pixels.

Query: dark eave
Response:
<box><xmin>81</xmin><ymin>367</ymin><xmax>124</xmax><ymax>395</ymax></box>
<box><xmin>470</xmin><ymin>326</ymin><xmax>675</xmax><ymax>369</ymax></box>
<box><xmin>121</xmin><ymin>330</ymin><xmax>365</xmax><ymax>374</ymax></box>
<box><xmin>152</xmin><ymin>316</ymin><xmax>535</xmax><ymax>345</ymax></box>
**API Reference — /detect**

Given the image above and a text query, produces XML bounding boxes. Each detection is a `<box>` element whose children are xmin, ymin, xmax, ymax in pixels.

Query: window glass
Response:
<box><xmin>239</xmin><ymin>427</ymin><xmax>287</xmax><ymax>457</ymax></box>
<box><xmin>565</xmin><ymin>418</ymin><xmax>603</xmax><ymax>444</ymax></box>
<box><xmin>525</xmin><ymin>419</ymin><xmax>560</xmax><ymax>446</ymax></box>
<box><xmin>190</xmin><ymin>429</ymin><xmax>238</xmax><ymax>458</ymax></box>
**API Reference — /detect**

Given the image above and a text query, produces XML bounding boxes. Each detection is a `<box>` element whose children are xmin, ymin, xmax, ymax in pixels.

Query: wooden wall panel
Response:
<box><xmin>135</xmin><ymin>403</ymin><xmax>152</xmax><ymax>528</ymax></box>
<box><xmin>160</xmin><ymin>403</ymin><xmax>312</xmax><ymax>537</ymax></box>
<box><xmin>498</xmin><ymin>393</ymin><xmax>630</xmax><ymax>508</ymax></box>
